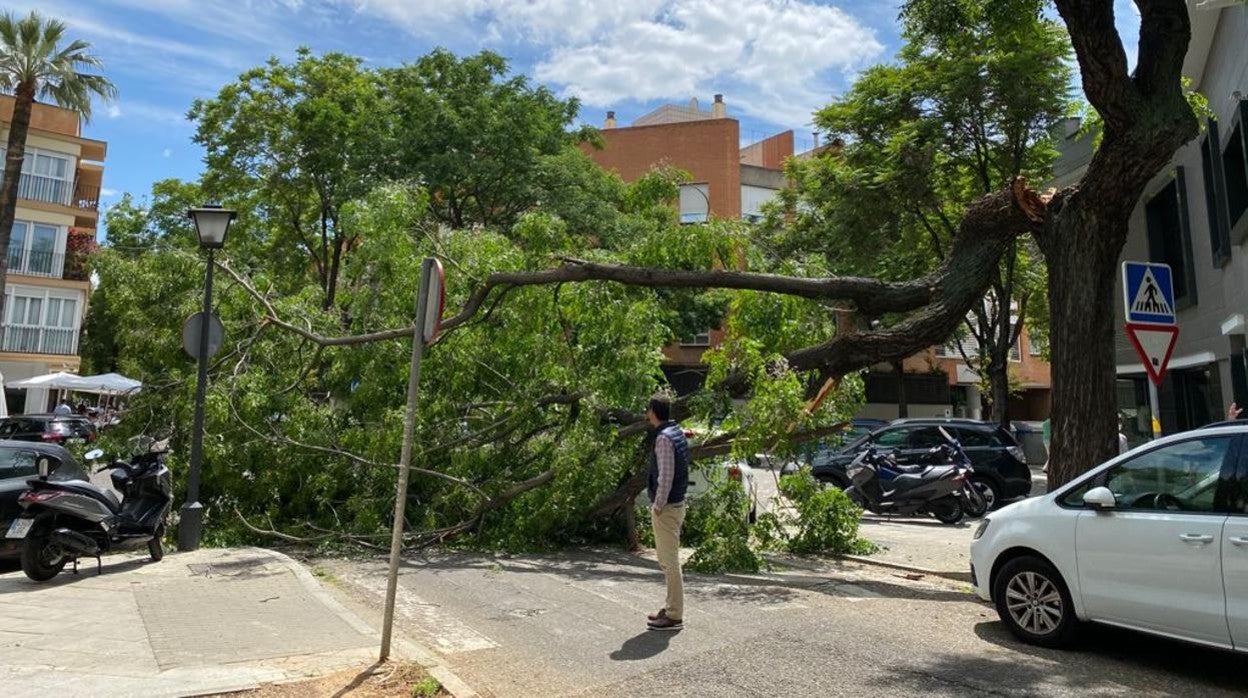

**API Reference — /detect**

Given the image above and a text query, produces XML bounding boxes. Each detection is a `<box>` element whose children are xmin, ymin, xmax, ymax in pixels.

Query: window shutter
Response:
<box><xmin>1174</xmin><ymin>166</ymin><xmax>1198</xmax><ymax>307</ymax></box>
<box><xmin>1202</xmin><ymin>118</ymin><xmax>1232</xmax><ymax>264</ymax></box>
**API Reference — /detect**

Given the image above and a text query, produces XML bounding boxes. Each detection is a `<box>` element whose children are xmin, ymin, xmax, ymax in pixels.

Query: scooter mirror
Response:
<box><xmin>84</xmin><ymin>448</ymin><xmax>105</xmax><ymax>461</ymax></box>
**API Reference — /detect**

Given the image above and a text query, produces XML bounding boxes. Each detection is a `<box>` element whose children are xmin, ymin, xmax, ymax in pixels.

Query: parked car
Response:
<box><xmin>0</xmin><ymin>441</ymin><xmax>89</xmax><ymax>559</ymax></box>
<box><xmin>811</xmin><ymin>418</ymin><xmax>1031</xmax><ymax>510</ymax></box>
<box><xmin>635</xmin><ymin>458</ymin><xmax>759</xmax><ymax>523</ymax></box>
<box><xmin>971</xmin><ymin>423</ymin><xmax>1248</xmax><ymax>650</ymax></box>
<box><xmin>0</xmin><ymin>415</ymin><xmax>97</xmax><ymax>446</ymax></box>
<box><xmin>799</xmin><ymin>418</ymin><xmax>889</xmax><ymax>465</ymax></box>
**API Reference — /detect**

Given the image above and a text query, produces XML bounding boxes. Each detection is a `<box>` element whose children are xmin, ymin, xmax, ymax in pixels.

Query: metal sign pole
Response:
<box><xmin>1148</xmin><ymin>381</ymin><xmax>1162</xmax><ymax>441</ymax></box>
<box><xmin>380</xmin><ymin>258</ymin><xmax>436</xmax><ymax>662</ymax></box>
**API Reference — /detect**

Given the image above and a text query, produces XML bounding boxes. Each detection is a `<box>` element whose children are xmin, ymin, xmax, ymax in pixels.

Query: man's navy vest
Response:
<box><xmin>648</xmin><ymin>421</ymin><xmax>690</xmax><ymax>505</ymax></box>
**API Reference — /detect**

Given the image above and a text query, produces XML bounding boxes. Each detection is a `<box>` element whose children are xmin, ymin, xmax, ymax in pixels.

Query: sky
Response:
<box><xmin>19</xmin><ymin>0</ymin><xmax>1143</xmax><ymax>236</ymax></box>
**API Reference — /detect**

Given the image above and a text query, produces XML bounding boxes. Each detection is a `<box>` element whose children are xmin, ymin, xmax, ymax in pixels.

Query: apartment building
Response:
<box><xmin>0</xmin><ymin>96</ymin><xmax>103</xmax><ymax>414</ymax></box>
<box><xmin>581</xmin><ymin>95</ymin><xmax>795</xmax><ymax>392</ymax></box>
<box><xmin>583</xmin><ymin>96</ymin><xmax>1053</xmax><ymax>419</ymax></box>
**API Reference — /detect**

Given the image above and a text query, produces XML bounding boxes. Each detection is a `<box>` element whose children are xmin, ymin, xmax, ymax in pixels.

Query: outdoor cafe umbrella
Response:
<box><xmin>70</xmin><ymin>372</ymin><xmax>142</xmax><ymax>396</ymax></box>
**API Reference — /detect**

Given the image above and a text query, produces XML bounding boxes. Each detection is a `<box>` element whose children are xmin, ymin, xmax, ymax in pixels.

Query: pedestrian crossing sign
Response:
<box><xmin>1122</xmin><ymin>262</ymin><xmax>1176</xmax><ymax>325</ymax></box>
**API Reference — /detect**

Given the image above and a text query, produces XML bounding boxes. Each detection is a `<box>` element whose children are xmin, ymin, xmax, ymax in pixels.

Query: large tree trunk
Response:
<box><xmin>1041</xmin><ymin>0</ymin><xmax>1199</xmax><ymax>487</ymax></box>
<box><xmin>0</xmin><ymin>82</ymin><xmax>36</xmax><ymax>328</ymax></box>
<box><xmin>1043</xmin><ymin>201</ymin><xmax>1126</xmax><ymax>485</ymax></box>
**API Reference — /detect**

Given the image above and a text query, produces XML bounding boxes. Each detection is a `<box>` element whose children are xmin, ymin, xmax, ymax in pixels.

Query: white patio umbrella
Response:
<box><xmin>71</xmin><ymin>373</ymin><xmax>143</xmax><ymax>396</ymax></box>
<box><xmin>6</xmin><ymin>371</ymin><xmax>83</xmax><ymax>391</ymax></box>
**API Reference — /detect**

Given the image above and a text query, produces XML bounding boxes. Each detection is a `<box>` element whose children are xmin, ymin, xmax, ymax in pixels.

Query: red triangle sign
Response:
<box><xmin>1125</xmin><ymin>323</ymin><xmax>1180</xmax><ymax>386</ymax></box>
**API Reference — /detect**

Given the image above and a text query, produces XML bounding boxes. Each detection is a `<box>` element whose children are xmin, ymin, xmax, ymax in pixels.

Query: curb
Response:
<box><xmin>261</xmin><ymin>548</ymin><xmax>480</xmax><ymax>698</ymax></box>
<box><xmin>839</xmin><ymin>553</ymin><xmax>973</xmax><ymax>583</ymax></box>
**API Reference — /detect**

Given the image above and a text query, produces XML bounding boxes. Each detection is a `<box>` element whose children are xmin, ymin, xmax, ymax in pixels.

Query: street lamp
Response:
<box><xmin>178</xmin><ymin>205</ymin><xmax>236</xmax><ymax>552</ymax></box>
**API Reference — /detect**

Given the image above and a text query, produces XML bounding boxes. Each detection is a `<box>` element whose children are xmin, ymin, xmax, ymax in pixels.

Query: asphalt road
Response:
<box><xmin>318</xmin><ymin>549</ymin><xmax>1247</xmax><ymax>697</ymax></box>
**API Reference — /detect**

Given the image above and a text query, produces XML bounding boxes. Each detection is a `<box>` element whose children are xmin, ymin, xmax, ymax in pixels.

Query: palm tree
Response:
<box><xmin>0</xmin><ymin>11</ymin><xmax>115</xmax><ymax>325</ymax></box>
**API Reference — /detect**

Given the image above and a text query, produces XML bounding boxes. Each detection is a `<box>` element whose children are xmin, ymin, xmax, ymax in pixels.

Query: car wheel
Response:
<box><xmin>993</xmin><ymin>556</ymin><xmax>1079</xmax><ymax>648</ymax></box>
<box><xmin>972</xmin><ymin>476</ymin><xmax>1002</xmax><ymax>510</ymax></box>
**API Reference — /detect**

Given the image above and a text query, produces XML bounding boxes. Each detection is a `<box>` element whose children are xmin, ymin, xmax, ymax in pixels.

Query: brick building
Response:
<box><xmin>582</xmin><ymin>96</ymin><xmax>1051</xmax><ymax>420</ymax></box>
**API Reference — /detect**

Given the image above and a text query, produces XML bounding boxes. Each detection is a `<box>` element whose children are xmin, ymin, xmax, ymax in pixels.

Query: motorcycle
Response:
<box><xmin>844</xmin><ymin>445</ymin><xmax>969</xmax><ymax>524</ymax></box>
<box><xmin>11</xmin><ymin>436</ymin><xmax>172</xmax><ymax>582</ymax></box>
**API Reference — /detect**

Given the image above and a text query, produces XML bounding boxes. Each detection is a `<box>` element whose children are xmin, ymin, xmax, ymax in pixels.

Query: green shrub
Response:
<box><xmin>778</xmin><ymin>469</ymin><xmax>876</xmax><ymax>555</ymax></box>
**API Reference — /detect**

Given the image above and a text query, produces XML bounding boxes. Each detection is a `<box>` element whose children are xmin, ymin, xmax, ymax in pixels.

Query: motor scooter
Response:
<box><xmin>11</xmin><ymin>436</ymin><xmax>172</xmax><ymax>581</ymax></box>
<box><xmin>844</xmin><ymin>445</ymin><xmax>968</xmax><ymax>524</ymax></box>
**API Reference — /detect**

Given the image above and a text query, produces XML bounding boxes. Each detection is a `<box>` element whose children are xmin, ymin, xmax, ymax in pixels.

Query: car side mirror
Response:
<box><xmin>1084</xmin><ymin>486</ymin><xmax>1116</xmax><ymax>510</ymax></box>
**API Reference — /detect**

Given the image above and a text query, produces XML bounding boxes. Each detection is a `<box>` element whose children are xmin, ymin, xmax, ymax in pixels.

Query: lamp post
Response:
<box><xmin>179</xmin><ymin>205</ymin><xmax>236</xmax><ymax>552</ymax></box>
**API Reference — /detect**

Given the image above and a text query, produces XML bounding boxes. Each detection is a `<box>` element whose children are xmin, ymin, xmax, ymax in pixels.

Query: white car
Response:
<box><xmin>635</xmin><ymin>458</ymin><xmax>759</xmax><ymax>522</ymax></box>
<box><xmin>970</xmin><ymin>422</ymin><xmax>1248</xmax><ymax>649</ymax></box>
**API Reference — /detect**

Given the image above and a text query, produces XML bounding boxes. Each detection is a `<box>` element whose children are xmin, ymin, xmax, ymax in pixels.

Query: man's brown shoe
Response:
<box><xmin>647</xmin><ymin>609</ymin><xmax>667</xmax><ymax>622</ymax></box>
<box><xmin>647</xmin><ymin>615</ymin><xmax>683</xmax><ymax>631</ymax></box>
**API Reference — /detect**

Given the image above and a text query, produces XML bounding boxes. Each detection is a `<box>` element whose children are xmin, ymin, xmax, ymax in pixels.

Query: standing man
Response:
<box><xmin>645</xmin><ymin>393</ymin><xmax>689</xmax><ymax>632</ymax></box>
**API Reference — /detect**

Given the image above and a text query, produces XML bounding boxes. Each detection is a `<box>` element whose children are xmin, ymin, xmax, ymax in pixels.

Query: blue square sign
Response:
<box><xmin>1122</xmin><ymin>262</ymin><xmax>1176</xmax><ymax>325</ymax></box>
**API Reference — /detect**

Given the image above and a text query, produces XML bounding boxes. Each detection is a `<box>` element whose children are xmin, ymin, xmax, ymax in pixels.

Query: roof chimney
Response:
<box><xmin>711</xmin><ymin>94</ymin><xmax>726</xmax><ymax>118</ymax></box>
<box><xmin>605</xmin><ymin>110</ymin><xmax>616</xmax><ymax>129</ymax></box>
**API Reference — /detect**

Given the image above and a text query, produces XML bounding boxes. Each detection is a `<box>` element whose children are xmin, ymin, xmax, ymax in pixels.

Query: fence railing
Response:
<box><xmin>0</xmin><ymin>325</ymin><xmax>78</xmax><ymax>356</ymax></box>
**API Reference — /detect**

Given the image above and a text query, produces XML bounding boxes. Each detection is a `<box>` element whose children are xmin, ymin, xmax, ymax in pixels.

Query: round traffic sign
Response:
<box><xmin>182</xmin><ymin>312</ymin><xmax>225</xmax><ymax>360</ymax></box>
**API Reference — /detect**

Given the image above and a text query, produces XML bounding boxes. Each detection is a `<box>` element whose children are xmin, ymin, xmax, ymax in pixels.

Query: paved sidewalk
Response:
<box><xmin>0</xmin><ymin>546</ymin><xmax>459</xmax><ymax>697</ymax></box>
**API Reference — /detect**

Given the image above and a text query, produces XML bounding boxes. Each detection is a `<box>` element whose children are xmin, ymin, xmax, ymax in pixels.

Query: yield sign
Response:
<box><xmin>1125</xmin><ymin>323</ymin><xmax>1180</xmax><ymax>386</ymax></box>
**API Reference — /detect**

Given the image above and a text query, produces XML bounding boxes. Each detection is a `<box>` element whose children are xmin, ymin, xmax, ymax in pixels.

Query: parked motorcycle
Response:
<box><xmin>11</xmin><ymin>436</ymin><xmax>172</xmax><ymax>581</ymax></box>
<box><xmin>844</xmin><ymin>444</ymin><xmax>968</xmax><ymax>524</ymax></box>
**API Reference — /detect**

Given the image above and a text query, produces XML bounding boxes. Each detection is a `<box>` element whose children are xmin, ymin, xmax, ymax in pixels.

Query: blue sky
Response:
<box><xmin>21</xmin><ymin>0</ymin><xmax>1142</xmax><ymax>236</ymax></box>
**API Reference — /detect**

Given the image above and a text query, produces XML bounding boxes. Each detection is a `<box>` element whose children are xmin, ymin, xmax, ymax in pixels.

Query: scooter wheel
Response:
<box><xmin>961</xmin><ymin>486</ymin><xmax>988</xmax><ymax>518</ymax></box>
<box><xmin>929</xmin><ymin>496</ymin><xmax>964</xmax><ymax>525</ymax></box>
<box><xmin>21</xmin><ymin>520</ymin><xmax>68</xmax><ymax>582</ymax></box>
<box><xmin>148</xmin><ymin>525</ymin><xmax>165</xmax><ymax>562</ymax></box>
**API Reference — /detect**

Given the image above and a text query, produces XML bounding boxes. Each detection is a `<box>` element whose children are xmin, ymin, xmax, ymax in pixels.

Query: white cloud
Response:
<box><xmin>111</xmin><ymin>101</ymin><xmax>192</xmax><ymax>127</ymax></box>
<box><xmin>337</xmin><ymin>0</ymin><xmax>882</xmax><ymax>129</ymax></box>
<box><xmin>105</xmin><ymin>104</ymin><xmax>122</xmax><ymax>119</ymax></box>
<box><xmin>100</xmin><ymin>188</ymin><xmax>119</xmax><ymax>197</ymax></box>
<box><xmin>162</xmin><ymin>148</ymin><xmax>172</xmax><ymax>158</ymax></box>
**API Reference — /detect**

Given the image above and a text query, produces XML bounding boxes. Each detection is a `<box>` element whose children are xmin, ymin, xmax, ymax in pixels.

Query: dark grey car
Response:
<box><xmin>0</xmin><ymin>441</ymin><xmax>87</xmax><ymax>558</ymax></box>
<box><xmin>811</xmin><ymin>418</ymin><xmax>1032</xmax><ymax>509</ymax></box>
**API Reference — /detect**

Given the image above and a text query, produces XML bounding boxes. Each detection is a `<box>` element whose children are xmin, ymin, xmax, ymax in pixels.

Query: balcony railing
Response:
<box><xmin>73</xmin><ymin>182</ymin><xmax>101</xmax><ymax>211</ymax></box>
<box><xmin>0</xmin><ymin>325</ymin><xmax>78</xmax><ymax>356</ymax></box>
<box><xmin>3</xmin><ymin>250</ymin><xmax>90</xmax><ymax>281</ymax></box>
<box><xmin>0</xmin><ymin>172</ymin><xmax>98</xmax><ymax>211</ymax></box>
<box><xmin>15</xmin><ymin>173</ymin><xmax>72</xmax><ymax>206</ymax></box>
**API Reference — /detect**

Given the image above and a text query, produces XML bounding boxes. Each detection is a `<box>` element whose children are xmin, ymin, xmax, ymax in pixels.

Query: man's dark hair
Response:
<box><xmin>648</xmin><ymin>394</ymin><xmax>672</xmax><ymax>422</ymax></box>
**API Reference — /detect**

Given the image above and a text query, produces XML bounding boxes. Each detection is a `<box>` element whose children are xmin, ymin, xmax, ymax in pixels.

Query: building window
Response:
<box><xmin>6</xmin><ymin>220</ymin><xmax>63</xmax><ymax>277</ymax></box>
<box><xmin>1029</xmin><ymin>333</ymin><xmax>1046</xmax><ymax>357</ymax></box>
<box><xmin>1010</xmin><ymin>339</ymin><xmax>1022</xmax><ymax>362</ymax></box>
<box><xmin>1201</xmin><ymin>117</ymin><xmax>1232</xmax><ymax>265</ymax></box>
<box><xmin>0</xmin><ymin>147</ymin><xmax>74</xmax><ymax>206</ymax></box>
<box><xmin>680</xmin><ymin>329</ymin><xmax>711</xmax><ymax>346</ymax></box>
<box><xmin>2</xmin><ymin>287</ymin><xmax>80</xmax><ymax>355</ymax></box>
<box><xmin>1144</xmin><ymin>167</ymin><xmax>1197</xmax><ymax>307</ymax></box>
<box><xmin>679</xmin><ymin>183</ymin><xmax>709</xmax><ymax>224</ymax></box>
<box><xmin>1224</xmin><ymin>101</ymin><xmax>1248</xmax><ymax>240</ymax></box>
